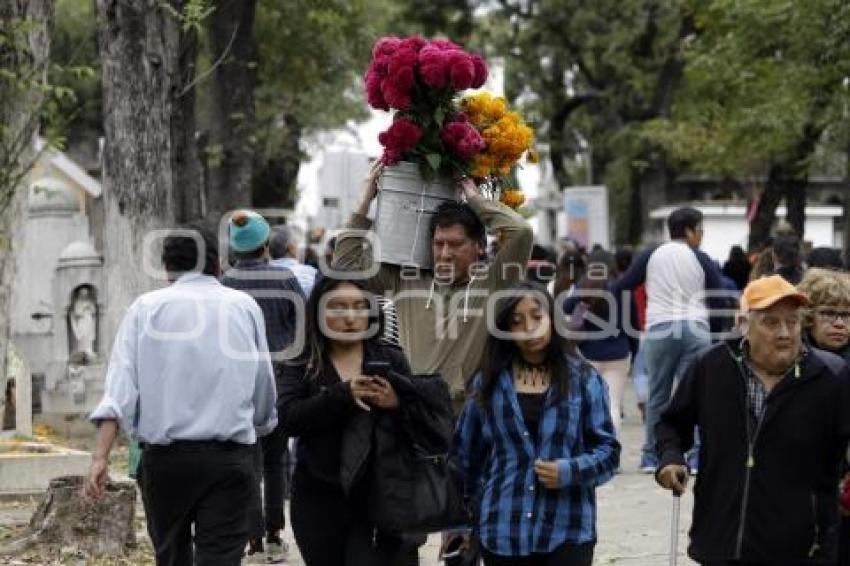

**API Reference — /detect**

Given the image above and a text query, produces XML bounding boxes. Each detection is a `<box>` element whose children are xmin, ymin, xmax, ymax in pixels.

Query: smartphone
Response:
<box><xmin>363</xmin><ymin>360</ymin><xmax>391</xmax><ymax>378</ymax></box>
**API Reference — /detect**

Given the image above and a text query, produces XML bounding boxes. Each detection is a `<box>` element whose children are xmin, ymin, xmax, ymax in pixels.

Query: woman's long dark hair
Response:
<box><xmin>295</xmin><ymin>275</ymin><xmax>384</xmax><ymax>379</ymax></box>
<box><xmin>477</xmin><ymin>281</ymin><xmax>579</xmax><ymax>406</ymax></box>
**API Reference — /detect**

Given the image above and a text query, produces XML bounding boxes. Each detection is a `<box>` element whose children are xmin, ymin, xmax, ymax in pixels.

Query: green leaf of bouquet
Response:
<box><xmin>425</xmin><ymin>153</ymin><xmax>442</xmax><ymax>172</ymax></box>
<box><xmin>434</xmin><ymin>107</ymin><xmax>446</xmax><ymax>126</ymax></box>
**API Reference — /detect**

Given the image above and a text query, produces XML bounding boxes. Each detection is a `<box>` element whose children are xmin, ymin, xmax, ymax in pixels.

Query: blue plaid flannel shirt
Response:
<box><xmin>453</xmin><ymin>356</ymin><xmax>620</xmax><ymax>556</ymax></box>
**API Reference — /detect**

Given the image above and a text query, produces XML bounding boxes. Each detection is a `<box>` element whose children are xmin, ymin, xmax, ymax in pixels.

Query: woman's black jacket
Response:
<box><xmin>277</xmin><ymin>340</ymin><xmax>453</xmax><ymax>516</ymax></box>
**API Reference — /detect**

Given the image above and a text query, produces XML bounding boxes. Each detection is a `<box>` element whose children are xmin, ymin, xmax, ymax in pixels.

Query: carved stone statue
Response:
<box><xmin>69</xmin><ymin>286</ymin><xmax>97</xmax><ymax>362</ymax></box>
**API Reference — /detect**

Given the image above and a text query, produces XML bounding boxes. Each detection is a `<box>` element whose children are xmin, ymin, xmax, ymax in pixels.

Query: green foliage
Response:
<box><xmin>160</xmin><ymin>0</ymin><xmax>215</xmax><ymax>33</ymax></box>
<box><xmin>0</xmin><ymin>10</ymin><xmax>78</xmax><ymax>213</ymax></box>
<box><xmin>253</xmin><ymin>0</ymin><xmax>380</xmax><ymax>153</ymax></box>
<box><xmin>483</xmin><ymin>1</ymin><xmax>688</xmax><ymax>170</ymax></box>
<box><xmin>49</xmin><ymin>0</ymin><xmax>100</xmax><ymax>148</ymax></box>
<box><xmin>389</xmin><ymin>0</ymin><xmax>474</xmax><ymax>43</ymax></box>
<box><xmin>481</xmin><ymin>0</ymin><xmax>691</xmax><ymax>242</ymax></box>
<box><xmin>645</xmin><ymin>0</ymin><xmax>850</xmax><ymax>176</ymax></box>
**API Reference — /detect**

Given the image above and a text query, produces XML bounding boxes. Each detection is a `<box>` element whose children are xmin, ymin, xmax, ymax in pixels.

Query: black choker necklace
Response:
<box><xmin>515</xmin><ymin>358</ymin><xmax>550</xmax><ymax>387</ymax></box>
<box><xmin>516</xmin><ymin>358</ymin><xmax>549</xmax><ymax>372</ymax></box>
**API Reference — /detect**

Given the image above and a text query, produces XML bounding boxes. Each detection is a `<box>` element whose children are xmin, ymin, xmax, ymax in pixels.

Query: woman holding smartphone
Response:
<box><xmin>278</xmin><ymin>275</ymin><xmax>420</xmax><ymax>566</ymax></box>
<box><xmin>454</xmin><ymin>281</ymin><xmax>620</xmax><ymax>566</ymax></box>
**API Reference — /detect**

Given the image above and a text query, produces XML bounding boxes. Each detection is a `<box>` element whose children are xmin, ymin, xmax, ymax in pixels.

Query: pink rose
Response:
<box><xmin>470</xmin><ymin>54</ymin><xmax>488</xmax><ymax>88</ymax></box>
<box><xmin>379</xmin><ymin>119</ymin><xmax>423</xmax><ymax>165</ymax></box>
<box><xmin>381</xmin><ymin>79</ymin><xmax>412</xmax><ymax>110</ymax></box>
<box><xmin>364</xmin><ymin>68</ymin><xmax>388</xmax><ymax>110</ymax></box>
<box><xmin>418</xmin><ymin>45</ymin><xmax>449</xmax><ymax>89</ymax></box>
<box><xmin>447</xmin><ymin>51</ymin><xmax>475</xmax><ymax>90</ymax></box>
<box><xmin>430</xmin><ymin>39</ymin><xmax>461</xmax><ymax>51</ymax></box>
<box><xmin>388</xmin><ymin>48</ymin><xmax>418</xmax><ymax>91</ymax></box>
<box><xmin>371</xmin><ymin>36</ymin><xmax>402</xmax><ymax>72</ymax></box>
<box><xmin>400</xmin><ymin>35</ymin><xmax>428</xmax><ymax>52</ymax></box>
<box><xmin>372</xmin><ymin>36</ymin><xmax>402</xmax><ymax>59</ymax></box>
<box><xmin>440</xmin><ymin>120</ymin><xmax>486</xmax><ymax>159</ymax></box>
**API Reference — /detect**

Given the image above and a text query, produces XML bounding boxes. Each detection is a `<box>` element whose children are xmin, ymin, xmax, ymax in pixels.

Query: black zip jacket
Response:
<box><xmin>276</xmin><ymin>341</ymin><xmax>411</xmax><ymax>486</ymax></box>
<box><xmin>656</xmin><ymin>340</ymin><xmax>850</xmax><ymax>565</ymax></box>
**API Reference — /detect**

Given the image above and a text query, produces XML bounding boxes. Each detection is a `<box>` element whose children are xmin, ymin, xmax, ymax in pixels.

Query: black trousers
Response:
<box><xmin>139</xmin><ymin>441</ymin><xmax>255</xmax><ymax>566</ymax></box>
<box><xmin>248</xmin><ymin>422</ymin><xmax>288</xmax><ymax>538</ymax></box>
<box><xmin>480</xmin><ymin>542</ymin><xmax>594</xmax><ymax>566</ymax></box>
<box><xmin>839</xmin><ymin>516</ymin><xmax>850</xmax><ymax>566</ymax></box>
<box><xmin>290</xmin><ymin>467</ymin><xmax>417</xmax><ymax>566</ymax></box>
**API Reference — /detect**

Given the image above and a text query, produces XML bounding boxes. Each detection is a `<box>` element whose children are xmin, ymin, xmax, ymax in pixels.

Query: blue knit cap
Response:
<box><xmin>229</xmin><ymin>210</ymin><xmax>270</xmax><ymax>253</ymax></box>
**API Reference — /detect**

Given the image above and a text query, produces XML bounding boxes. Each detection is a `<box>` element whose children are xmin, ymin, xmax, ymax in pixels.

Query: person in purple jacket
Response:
<box><xmin>563</xmin><ymin>249</ymin><xmax>638</xmax><ymax>440</ymax></box>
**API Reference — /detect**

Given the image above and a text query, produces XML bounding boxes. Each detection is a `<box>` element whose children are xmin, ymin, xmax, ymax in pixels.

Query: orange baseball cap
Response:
<box><xmin>740</xmin><ymin>275</ymin><xmax>808</xmax><ymax>313</ymax></box>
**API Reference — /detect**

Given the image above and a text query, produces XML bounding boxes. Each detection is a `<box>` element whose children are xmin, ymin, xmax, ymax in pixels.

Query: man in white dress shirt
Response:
<box><xmin>83</xmin><ymin>224</ymin><xmax>278</xmax><ymax>566</ymax></box>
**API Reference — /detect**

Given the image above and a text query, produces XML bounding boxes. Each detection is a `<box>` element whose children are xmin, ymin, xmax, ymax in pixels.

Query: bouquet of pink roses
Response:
<box><xmin>364</xmin><ymin>36</ymin><xmax>489</xmax><ymax>172</ymax></box>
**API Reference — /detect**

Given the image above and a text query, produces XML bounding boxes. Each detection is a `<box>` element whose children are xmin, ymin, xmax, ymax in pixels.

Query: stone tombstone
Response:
<box><xmin>43</xmin><ymin>241</ymin><xmax>104</xmax><ymax>416</ymax></box>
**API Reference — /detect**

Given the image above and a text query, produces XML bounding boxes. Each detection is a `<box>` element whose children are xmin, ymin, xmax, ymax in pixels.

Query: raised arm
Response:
<box><xmin>463</xmin><ymin>181</ymin><xmax>533</xmax><ymax>290</ymax></box>
<box><xmin>332</xmin><ymin>160</ymin><xmax>400</xmax><ymax>293</ymax></box>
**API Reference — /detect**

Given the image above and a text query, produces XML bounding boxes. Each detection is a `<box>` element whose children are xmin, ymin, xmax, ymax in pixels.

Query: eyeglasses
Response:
<box><xmin>814</xmin><ymin>308</ymin><xmax>850</xmax><ymax>324</ymax></box>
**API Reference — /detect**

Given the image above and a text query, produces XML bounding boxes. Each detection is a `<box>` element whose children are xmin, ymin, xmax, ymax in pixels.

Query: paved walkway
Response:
<box><xmin>0</xmin><ymin>386</ymin><xmax>697</xmax><ymax>565</ymax></box>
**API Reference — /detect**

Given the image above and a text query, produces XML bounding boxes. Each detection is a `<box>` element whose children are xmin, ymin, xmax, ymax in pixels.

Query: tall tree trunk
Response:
<box><xmin>204</xmin><ymin>0</ymin><xmax>258</xmax><ymax>226</ymax></box>
<box><xmin>747</xmin><ymin>171</ymin><xmax>785</xmax><ymax>251</ymax></box>
<box><xmin>252</xmin><ymin>112</ymin><xmax>301</xmax><ymax>209</ymax></box>
<box><xmin>173</xmin><ymin>33</ymin><xmax>202</xmax><ymax>223</ymax></box>
<box><xmin>748</xmin><ymin>124</ymin><xmax>822</xmax><ymax>249</ymax></box>
<box><xmin>0</xmin><ymin>0</ymin><xmax>53</xmax><ymax>392</ymax></box>
<box><xmin>784</xmin><ymin>181</ymin><xmax>806</xmax><ymax>239</ymax></box>
<box><xmin>97</xmin><ymin>0</ymin><xmax>190</xmax><ymax>346</ymax></box>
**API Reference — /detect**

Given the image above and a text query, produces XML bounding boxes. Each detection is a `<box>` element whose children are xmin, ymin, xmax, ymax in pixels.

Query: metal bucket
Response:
<box><xmin>374</xmin><ymin>162</ymin><xmax>455</xmax><ymax>267</ymax></box>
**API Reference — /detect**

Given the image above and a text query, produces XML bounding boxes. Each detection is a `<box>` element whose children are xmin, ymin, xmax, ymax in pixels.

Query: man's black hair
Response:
<box><xmin>667</xmin><ymin>207</ymin><xmax>703</xmax><ymax>239</ymax></box>
<box><xmin>161</xmin><ymin>223</ymin><xmax>219</xmax><ymax>276</ymax></box>
<box><xmin>429</xmin><ymin>201</ymin><xmax>486</xmax><ymax>245</ymax></box>
<box><xmin>232</xmin><ymin>245</ymin><xmax>267</xmax><ymax>261</ymax></box>
<box><xmin>773</xmin><ymin>235</ymin><xmax>801</xmax><ymax>267</ymax></box>
<box><xmin>805</xmin><ymin>246</ymin><xmax>843</xmax><ymax>271</ymax></box>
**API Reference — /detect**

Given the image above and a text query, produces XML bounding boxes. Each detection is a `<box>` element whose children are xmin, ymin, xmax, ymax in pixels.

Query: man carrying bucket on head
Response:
<box><xmin>334</xmin><ymin>161</ymin><xmax>533</xmax><ymax>410</ymax></box>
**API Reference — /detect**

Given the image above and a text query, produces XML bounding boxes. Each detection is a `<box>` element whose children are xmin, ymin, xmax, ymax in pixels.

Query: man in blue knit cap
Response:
<box><xmin>222</xmin><ymin>209</ymin><xmax>305</xmax><ymax>564</ymax></box>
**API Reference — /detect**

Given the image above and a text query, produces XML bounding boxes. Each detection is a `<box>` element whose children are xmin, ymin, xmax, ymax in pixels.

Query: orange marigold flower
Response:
<box><xmin>499</xmin><ymin>189</ymin><xmax>526</xmax><ymax>209</ymax></box>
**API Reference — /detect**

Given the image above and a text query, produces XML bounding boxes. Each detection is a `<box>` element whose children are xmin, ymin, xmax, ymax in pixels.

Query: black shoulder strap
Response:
<box><xmin>811</xmin><ymin>348</ymin><xmax>847</xmax><ymax>376</ymax></box>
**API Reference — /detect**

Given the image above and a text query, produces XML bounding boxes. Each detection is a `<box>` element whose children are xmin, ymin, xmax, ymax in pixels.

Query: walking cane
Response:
<box><xmin>669</xmin><ymin>492</ymin><xmax>681</xmax><ymax>566</ymax></box>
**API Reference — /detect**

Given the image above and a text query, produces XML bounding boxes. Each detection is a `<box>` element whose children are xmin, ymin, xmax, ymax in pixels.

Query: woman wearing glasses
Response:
<box><xmin>798</xmin><ymin>268</ymin><xmax>850</xmax><ymax>566</ymax></box>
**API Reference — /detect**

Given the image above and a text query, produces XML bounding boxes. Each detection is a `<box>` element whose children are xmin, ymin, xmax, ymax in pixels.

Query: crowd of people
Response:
<box><xmin>81</xmin><ymin>165</ymin><xmax>849</xmax><ymax>566</ymax></box>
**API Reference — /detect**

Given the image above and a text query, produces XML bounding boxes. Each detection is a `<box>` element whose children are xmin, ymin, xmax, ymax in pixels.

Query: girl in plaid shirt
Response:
<box><xmin>454</xmin><ymin>281</ymin><xmax>620</xmax><ymax>566</ymax></box>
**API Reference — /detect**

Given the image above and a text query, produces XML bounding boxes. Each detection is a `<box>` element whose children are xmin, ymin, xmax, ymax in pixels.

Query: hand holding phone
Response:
<box><xmin>363</xmin><ymin>360</ymin><xmax>391</xmax><ymax>378</ymax></box>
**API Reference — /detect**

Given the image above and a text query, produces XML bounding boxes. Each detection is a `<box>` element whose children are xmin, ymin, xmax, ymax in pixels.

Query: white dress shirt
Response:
<box><xmin>89</xmin><ymin>273</ymin><xmax>277</xmax><ymax>445</ymax></box>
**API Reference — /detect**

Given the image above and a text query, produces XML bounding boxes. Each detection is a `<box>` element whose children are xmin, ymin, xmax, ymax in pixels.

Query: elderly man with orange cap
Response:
<box><xmin>656</xmin><ymin>275</ymin><xmax>850</xmax><ymax>566</ymax></box>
